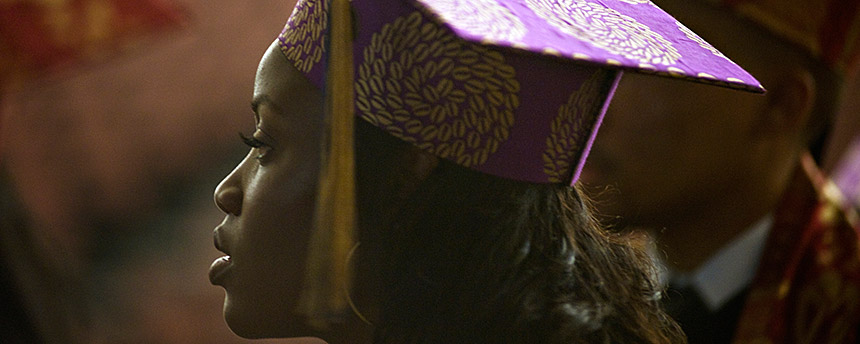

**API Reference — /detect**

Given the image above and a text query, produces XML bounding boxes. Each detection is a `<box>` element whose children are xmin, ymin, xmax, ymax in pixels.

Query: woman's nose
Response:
<box><xmin>214</xmin><ymin>173</ymin><xmax>243</xmax><ymax>216</ymax></box>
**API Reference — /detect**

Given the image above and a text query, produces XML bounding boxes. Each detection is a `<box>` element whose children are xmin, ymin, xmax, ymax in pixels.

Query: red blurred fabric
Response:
<box><xmin>0</xmin><ymin>0</ymin><xmax>185</xmax><ymax>89</ymax></box>
<box><xmin>734</xmin><ymin>155</ymin><xmax>860</xmax><ymax>343</ymax></box>
<box><xmin>0</xmin><ymin>0</ymin><xmax>185</xmax><ymax>161</ymax></box>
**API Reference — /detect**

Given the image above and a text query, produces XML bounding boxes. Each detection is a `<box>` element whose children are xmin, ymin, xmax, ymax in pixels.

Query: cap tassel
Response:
<box><xmin>298</xmin><ymin>0</ymin><xmax>357</xmax><ymax>329</ymax></box>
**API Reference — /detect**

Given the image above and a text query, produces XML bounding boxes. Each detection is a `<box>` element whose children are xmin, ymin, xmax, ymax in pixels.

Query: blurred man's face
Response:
<box><xmin>580</xmin><ymin>0</ymin><xmax>774</xmax><ymax>230</ymax></box>
<box><xmin>581</xmin><ymin>70</ymin><xmax>763</xmax><ymax>228</ymax></box>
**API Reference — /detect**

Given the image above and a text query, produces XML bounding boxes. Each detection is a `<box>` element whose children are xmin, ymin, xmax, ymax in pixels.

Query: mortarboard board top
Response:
<box><xmin>279</xmin><ymin>0</ymin><xmax>764</xmax><ymax>184</ymax></box>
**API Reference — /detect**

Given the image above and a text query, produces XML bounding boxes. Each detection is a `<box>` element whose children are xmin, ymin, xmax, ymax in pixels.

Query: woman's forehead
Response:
<box><xmin>256</xmin><ymin>45</ymin><xmax>311</xmax><ymax>104</ymax></box>
<box><xmin>253</xmin><ymin>42</ymin><xmax>323</xmax><ymax>126</ymax></box>
<box><xmin>254</xmin><ymin>43</ymin><xmax>290</xmax><ymax>97</ymax></box>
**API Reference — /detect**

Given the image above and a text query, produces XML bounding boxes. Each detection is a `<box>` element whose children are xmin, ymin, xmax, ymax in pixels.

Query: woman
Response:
<box><xmin>209</xmin><ymin>0</ymin><xmax>763</xmax><ymax>342</ymax></box>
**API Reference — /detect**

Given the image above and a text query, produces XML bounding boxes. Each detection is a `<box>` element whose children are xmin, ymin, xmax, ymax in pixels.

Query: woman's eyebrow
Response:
<box><xmin>250</xmin><ymin>94</ymin><xmax>282</xmax><ymax>123</ymax></box>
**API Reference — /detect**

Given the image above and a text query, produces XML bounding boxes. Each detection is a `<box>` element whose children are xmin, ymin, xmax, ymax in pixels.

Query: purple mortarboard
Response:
<box><xmin>281</xmin><ymin>0</ymin><xmax>763</xmax><ymax>185</ymax></box>
<box><xmin>833</xmin><ymin>136</ymin><xmax>860</xmax><ymax>210</ymax></box>
<box><xmin>276</xmin><ymin>0</ymin><xmax>764</xmax><ymax>327</ymax></box>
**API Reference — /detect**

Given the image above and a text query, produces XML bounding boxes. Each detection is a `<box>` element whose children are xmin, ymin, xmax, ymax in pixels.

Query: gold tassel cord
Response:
<box><xmin>298</xmin><ymin>0</ymin><xmax>357</xmax><ymax>330</ymax></box>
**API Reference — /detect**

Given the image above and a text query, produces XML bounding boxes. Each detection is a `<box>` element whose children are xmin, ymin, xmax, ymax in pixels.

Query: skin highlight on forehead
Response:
<box><xmin>254</xmin><ymin>41</ymin><xmax>324</xmax><ymax>128</ymax></box>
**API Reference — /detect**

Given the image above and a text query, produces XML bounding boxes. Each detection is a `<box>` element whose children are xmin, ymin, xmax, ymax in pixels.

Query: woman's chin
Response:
<box><xmin>222</xmin><ymin>298</ymin><xmax>323</xmax><ymax>339</ymax></box>
<box><xmin>223</xmin><ymin>298</ymin><xmax>283</xmax><ymax>338</ymax></box>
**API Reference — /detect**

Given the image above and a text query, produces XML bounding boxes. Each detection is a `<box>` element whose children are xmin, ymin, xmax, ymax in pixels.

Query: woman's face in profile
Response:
<box><xmin>210</xmin><ymin>41</ymin><xmax>324</xmax><ymax>338</ymax></box>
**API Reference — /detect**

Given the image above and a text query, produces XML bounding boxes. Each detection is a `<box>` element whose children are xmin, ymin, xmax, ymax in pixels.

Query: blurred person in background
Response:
<box><xmin>208</xmin><ymin>0</ymin><xmax>764</xmax><ymax>342</ymax></box>
<box><xmin>581</xmin><ymin>0</ymin><xmax>860</xmax><ymax>343</ymax></box>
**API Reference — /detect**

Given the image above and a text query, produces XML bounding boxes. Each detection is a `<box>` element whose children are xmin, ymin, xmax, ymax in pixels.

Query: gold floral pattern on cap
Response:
<box><xmin>526</xmin><ymin>0</ymin><xmax>680</xmax><ymax>66</ymax></box>
<box><xmin>543</xmin><ymin>69</ymin><xmax>611</xmax><ymax>182</ymax></box>
<box><xmin>279</xmin><ymin>0</ymin><xmax>327</xmax><ymax>73</ymax></box>
<box><xmin>676</xmin><ymin>21</ymin><xmax>729</xmax><ymax>60</ymax></box>
<box><xmin>357</xmin><ymin>11</ymin><xmax>521</xmax><ymax>167</ymax></box>
<box><xmin>429</xmin><ymin>0</ymin><xmax>527</xmax><ymax>42</ymax></box>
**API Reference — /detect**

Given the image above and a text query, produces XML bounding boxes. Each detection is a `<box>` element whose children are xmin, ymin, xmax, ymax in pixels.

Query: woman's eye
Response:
<box><xmin>239</xmin><ymin>132</ymin><xmax>273</xmax><ymax>160</ymax></box>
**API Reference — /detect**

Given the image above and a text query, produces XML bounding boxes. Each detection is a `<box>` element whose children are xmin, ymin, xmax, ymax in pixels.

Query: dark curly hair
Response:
<box><xmin>354</xmin><ymin>120</ymin><xmax>684</xmax><ymax>343</ymax></box>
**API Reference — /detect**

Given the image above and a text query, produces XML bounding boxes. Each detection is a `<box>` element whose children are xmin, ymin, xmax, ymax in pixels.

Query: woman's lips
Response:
<box><xmin>211</xmin><ymin>226</ymin><xmax>233</xmax><ymax>285</ymax></box>
<box><xmin>209</xmin><ymin>255</ymin><xmax>232</xmax><ymax>285</ymax></box>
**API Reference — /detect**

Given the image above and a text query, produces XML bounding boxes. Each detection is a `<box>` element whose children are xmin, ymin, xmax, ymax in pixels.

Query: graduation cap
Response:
<box><xmin>276</xmin><ymin>0</ymin><xmax>764</xmax><ymax>327</ymax></box>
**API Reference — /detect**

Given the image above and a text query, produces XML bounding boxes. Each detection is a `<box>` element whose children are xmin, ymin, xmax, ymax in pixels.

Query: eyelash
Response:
<box><xmin>239</xmin><ymin>132</ymin><xmax>272</xmax><ymax>160</ymax></box>
<box><xmin>240</xmin><ymin>132</ymin><xmax>264</xmax><ymax>148</ymax></box>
